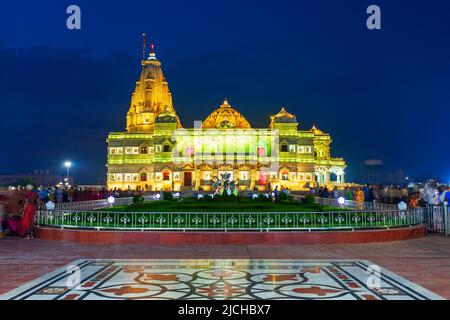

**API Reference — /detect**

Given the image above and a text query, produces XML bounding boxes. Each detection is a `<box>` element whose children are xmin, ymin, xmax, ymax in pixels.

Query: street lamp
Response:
<box><xmin>64</xmin><ymin>161</ymin><xmax>72</xmax><ymax>179</ymax></box>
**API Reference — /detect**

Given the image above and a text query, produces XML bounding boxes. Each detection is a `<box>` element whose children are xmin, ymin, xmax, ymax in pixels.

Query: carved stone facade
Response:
<box><xmin>106</xmin><ymin>50</ymin><xmax>346</xmax><ymax>191</ymax></box>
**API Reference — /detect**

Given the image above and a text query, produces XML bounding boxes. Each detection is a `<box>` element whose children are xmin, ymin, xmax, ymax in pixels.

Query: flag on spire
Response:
<box><xmin>142</xmin><ymin>33</ymin><xmax>146</xmax><ymax>60</ymax></box>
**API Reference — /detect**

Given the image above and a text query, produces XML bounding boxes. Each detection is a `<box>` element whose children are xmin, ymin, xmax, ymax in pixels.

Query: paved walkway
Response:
<box><xmin>0</xmin><ymin>234</ymin><xmax>449</xmax><ymax>298</ymax></box>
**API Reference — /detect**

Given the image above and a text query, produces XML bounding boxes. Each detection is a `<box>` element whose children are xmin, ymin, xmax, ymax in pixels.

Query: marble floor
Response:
<box><xmin>0</xmin><ymin>259</ymin><xmax>443</xmax><ymax>300</ymax></box>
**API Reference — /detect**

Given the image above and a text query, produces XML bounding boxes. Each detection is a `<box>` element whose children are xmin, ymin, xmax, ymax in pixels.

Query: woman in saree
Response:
<box><xmin>8</xmin><ymin>185</ymin><xmax>38</xmax><ymax>239</ymax></box>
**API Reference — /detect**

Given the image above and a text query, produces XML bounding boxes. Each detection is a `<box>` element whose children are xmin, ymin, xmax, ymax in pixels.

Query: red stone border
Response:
<box><xmin>36</xmin><ymin>225</ymin><xmax>426</xmax><ymax>245</ymax></box>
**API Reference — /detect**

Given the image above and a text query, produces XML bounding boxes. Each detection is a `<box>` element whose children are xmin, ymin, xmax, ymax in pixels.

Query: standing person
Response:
<box><xmin>38</xmin><ymin>187</ymin><xmax>49</xmax><ymax>209</ymax></box>
<box><xmin>56</xmin><ymin>187</ymin><xmax>63</xmax><ymax>203</ymax></box>
<box><xmin>0</xmin><ymin>196</ymin><xmax>7</xmax><ymax>239</ymax></box>
<box><xmin>364</xmin><ymin>184</ymin><xmax>372</xmax><ymax>203</ymax></box>
<box><xmin>372</xmin><ymin>185</ymin><xmax>380</xmax><ymax>203</ymax></box>
<box><xmin>267</xmin><ymin>181</ymin><xmax>271</xmax><ymax>192</ymax></box>
<box><xmin>387</xmin><ymin>186</ymin><xmax>395</xmax><ymax>204</ymax></box>
<box><xmin>439</xmin><ymin>185</ymin><xmax>450</xmax><ymax>204</ymax></box>
<box><xmin>7</xmin><ymin>185</ymin><xmax>38</xmax><ymax>239</ymax></box>
<box><xmin>332</xmin><ymin>187</ymin><xmax>339</xmax><ymax>199</ymax></box>
<box><xmin>344</xmin><ymin>187</ymin><xmax>353</xmax><ymax>201</ymax></box>
<box><xmin>68</xmin><ymin>187</ymin><xmax>75</xmax><ymax>203</ymax></box>
<box><xmin>273</xmin><ymin>186</ymin><xmax>279</xmax><ymax>203</ymax></box>
<box><xmin>355</xmin><ymin>187</ymin><xmax>365</xmax><ymax>210</ymax></box>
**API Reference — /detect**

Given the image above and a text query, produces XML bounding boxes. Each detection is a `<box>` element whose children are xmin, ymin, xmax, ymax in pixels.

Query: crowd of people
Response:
<box><xmin>1</xmin><ymin>182</ymin><xmax>449</xmax><ymax>240</ymax></box>
<box><xmin>308</xmin><ymin>183</ymin><xmax>450</xmax><ymax>207</ymax></box>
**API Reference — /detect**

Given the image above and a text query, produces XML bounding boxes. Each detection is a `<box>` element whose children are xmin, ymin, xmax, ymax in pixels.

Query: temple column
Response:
<box><xmin>194</xmin><ymin>169</ymin><xmax>201</xmax><ymax>191</ymax></box>
<box><xmin>250</xmin><ymin>170</ymin><xmax>256</xmax><ymax>191</ymax></box>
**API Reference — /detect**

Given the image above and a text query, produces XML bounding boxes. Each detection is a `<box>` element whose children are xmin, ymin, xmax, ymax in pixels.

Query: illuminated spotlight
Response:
<box><xmin>107</xmin><ymin>196</ymin><xmax>115</xmax><ymax>205</ymax></box>
<box><xmin>197</xmin><ymin>194</ymin><xmax>204</xmax><ymax>199</ymax></box>
<box><xmin>64</xmin><ymin>161</ymin><xmax>72</xmax><ymax>168</ymax></box>
<box><xmin>155</xmin><ymin>193</ymin><xmax>161</xmax><ymax>199</ymax></box>
<box><xmin>338</xmin><ymin>197</ymin><xmax>345</xmax><ymax>205</ymax></box>
<box><xmin>45</xmin><ymin>201</ymin><xmax>56</xmax><ymax>210</ymax></box>
<box><xmin>252</xmin><ymin>193</ymin><xmax>258</xmax><ymax>199</ymax></box>
<box><xmin>397</xmin><ymin>201</ymin><xmax>407</xmax><ymax>211</ymax></box>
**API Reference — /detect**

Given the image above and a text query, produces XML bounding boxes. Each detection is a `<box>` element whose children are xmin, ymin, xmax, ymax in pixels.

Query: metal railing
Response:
<box><xmin>426</xmin><ymin>204</ymin><xmax>449</xmax><ymax>236</ymax></box>
<box><xmin>314</xmin><ymin>197</ymin><xmax>398</xmax><ymax>211</ymax></box>
<box><xmin>36</xmin><ymin>207</ymin><xmax>426</xmax><ymax>231</ymax></box>
<box><xmin>54</xmin><ymin>195</ymin><xmax>157</xmax><ymax>211</ymax></box>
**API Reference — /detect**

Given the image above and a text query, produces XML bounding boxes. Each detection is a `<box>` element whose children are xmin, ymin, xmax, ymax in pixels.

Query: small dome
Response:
<box><xmin>269</xmin><ymin>107</ymin><xmax>297</xmax><ymax>128</ymax></box>
<box><xmin>311</xmin><ymin>125</ymin><xmax>325</xmax><ymax>135</ymax></box>
<box><xmin>155</xmin><ymin>110</ymin><xmax>178</xmax><ymax>123</ymax></box>
<box><xmin>202</xmin><ymin>99</ymin><xmax>251</xmax><ymax>129</ymax></box>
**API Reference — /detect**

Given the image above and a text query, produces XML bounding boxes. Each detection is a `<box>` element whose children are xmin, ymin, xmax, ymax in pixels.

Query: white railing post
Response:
<box><xmin>444</xmin><ymin>202</ymin><xmax>449</xmax><ymax>237</ymax></box>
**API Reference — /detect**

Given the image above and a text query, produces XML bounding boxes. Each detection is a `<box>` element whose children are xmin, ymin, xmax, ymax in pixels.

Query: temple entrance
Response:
<box><xmin>184</xmin><ymin>172</ymin><xmax>192</xmax><ymax>186</ymax></box>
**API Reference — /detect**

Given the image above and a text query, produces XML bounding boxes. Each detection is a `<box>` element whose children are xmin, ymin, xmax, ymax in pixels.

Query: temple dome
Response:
<box><xmin>202</xmin><ymin>99</ymin><xmax>251</xmax><ymax>129</ymax></box>
<box><xmin>269</xmin><ymin>107</ymin><xmax>297</xmax><ymax>128</ymax></box>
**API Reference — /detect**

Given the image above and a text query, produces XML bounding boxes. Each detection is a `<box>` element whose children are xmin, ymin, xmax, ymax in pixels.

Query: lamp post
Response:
<box><xmin>64</xmin><ymin>161</ymin><xmax>72</xmax><ymax>180</ymax></box>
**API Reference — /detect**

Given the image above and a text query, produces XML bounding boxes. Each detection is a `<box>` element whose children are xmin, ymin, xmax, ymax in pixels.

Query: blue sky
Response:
<box><xmin>0</xmin><ymin>0</ymin><xmax>449</xmax><ymax>183</ymax></box>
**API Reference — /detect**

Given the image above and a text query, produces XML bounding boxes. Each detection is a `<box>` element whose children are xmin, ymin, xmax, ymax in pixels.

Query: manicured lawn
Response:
<box><xmin>98</xmin><ymin>198</ymin><xmax>343</xmax><ymax>212</ymax></box>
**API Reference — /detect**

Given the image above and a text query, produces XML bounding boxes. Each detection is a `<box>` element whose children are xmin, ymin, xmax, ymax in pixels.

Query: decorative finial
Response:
<box><xmin>149</xmin><ymin>42</ymin><xmax>156</xmax><ymax>59</ymax></box>
<box><xmin>142</xmin><ymin>33</ymin><xmax>146</xmax><ymax>60</ymax></box>
<box><xmin>221</xmin><ymin>98</ymin><xmax>230</xmax><ymax>107</ymax></box>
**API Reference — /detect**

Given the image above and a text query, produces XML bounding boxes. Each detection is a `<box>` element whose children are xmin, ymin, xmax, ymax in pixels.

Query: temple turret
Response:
<box><xmin>126</xmin><ymin>41</ymin><xmax>181</xmax><ymax>132</ymax></box>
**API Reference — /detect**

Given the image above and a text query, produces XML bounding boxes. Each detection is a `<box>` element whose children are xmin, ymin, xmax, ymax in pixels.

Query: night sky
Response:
<box><xmin>1</xmin><ymin>0</ymin><xmax>449</xmax><ymax>184</ymax></box>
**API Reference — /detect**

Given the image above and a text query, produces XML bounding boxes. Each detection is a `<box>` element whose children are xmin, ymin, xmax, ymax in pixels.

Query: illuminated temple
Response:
<box><xmin>106</xmin><ymin>46</ymin><xmax>346</xmax><ymax>191</ymax></box>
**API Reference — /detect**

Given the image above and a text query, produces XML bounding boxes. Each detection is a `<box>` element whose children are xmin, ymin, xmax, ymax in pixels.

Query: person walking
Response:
<box><xmin>273</xmin><ymin>186</ymin><xmax>279</xmax><ymax>203</ymax></box>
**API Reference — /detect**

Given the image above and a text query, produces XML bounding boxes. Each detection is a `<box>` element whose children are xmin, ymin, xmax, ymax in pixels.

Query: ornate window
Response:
<box><xmin>163</xmin><ymin>171</ymin><xmax>170</xmax><ymax>180</ymax></box>
<box><xmin>257</xmin><ymin>146</ymin><xmax>266</xmax><ymax>156</ymax></box>
<box><xmin>240</xmin><ymin>171</ymin><xmax>249</xmax><ymax>180</ymax></box>
<box><xmin>203</xmin><ymin>172</ymin><xmax>211</xmax><ymax>180</ymax></box>
<box><xmin>186</xmin><ymin>146</ymin><xmax>194</xmax><ymax>157</ymax></box>
<box><xmin>140</xmin><ymin>173</ymin><xmax>147</xmax><ymax>181</ymax></box>
<box><xmin>140</xmin><ymin>146</ymin><xmax>148</xmax><ymax>154</ymax></box>
<box><xmin>163</xmin><ymin>144</ymin><xmax>171</xmax><ymax>152</ymax></box>
<box><xmin>281</xmin><ymin>144</ymin><xmax>288</xmax><ymax>152</ymax></box>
